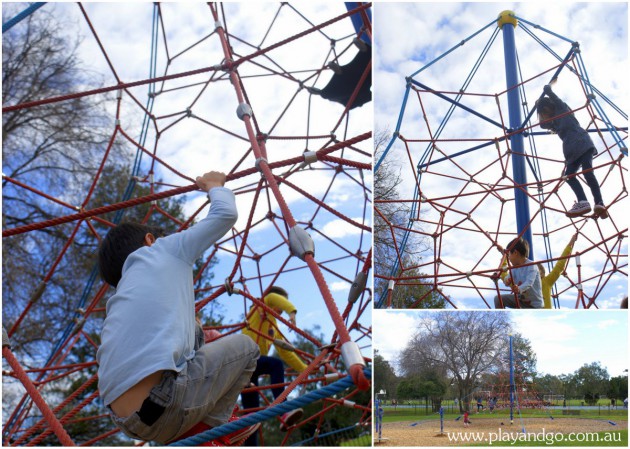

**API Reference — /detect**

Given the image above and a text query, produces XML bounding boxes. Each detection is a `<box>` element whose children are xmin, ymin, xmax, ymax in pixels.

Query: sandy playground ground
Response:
<box><xmin>376</xmin><ymin>417</ymin><xmax>628</xmax><ymax>446</ymax></box>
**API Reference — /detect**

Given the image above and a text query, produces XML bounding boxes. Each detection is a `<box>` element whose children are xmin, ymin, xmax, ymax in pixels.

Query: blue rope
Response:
<box><xmin>2</xmin><ymin>3</ymin><xmax>46</xmax><ymax>33</ymax></box>
<box><xmin>408</xmin><ymin>18</ymin><xmax>497</xmax><ymax>79</ymax></box>
<box><xmin>169</xmin><ymin>368</ymin><xmax>371</xmax><ymax>446</ymax></box>
<box><xmin>514</xmin><ymin>16</ymin><xmax>575</xmax><ymax>45</ymax></box>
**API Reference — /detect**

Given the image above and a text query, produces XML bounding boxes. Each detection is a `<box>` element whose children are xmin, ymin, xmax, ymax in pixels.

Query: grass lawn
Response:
<box><xmin>381</xmin><ymin>408</ymin><xmax>628</xmax><ymax>424</ymax></box>
<box><xmin>339</xmin><ymin>434</ymin><xmax>371</xmax><ymax>446</ymax></box>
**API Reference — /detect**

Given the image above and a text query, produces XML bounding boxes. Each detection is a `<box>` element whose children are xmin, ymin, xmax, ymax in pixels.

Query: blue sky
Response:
<box><xmin>3</xmin><ymin>3</ymin><xmax>372</xmax><ymax>359</ymax></box>
<box><xmin>374</xmin><ymin>3</ymin><xmax>628</xmax><ymax>309</ymax></box>
<box><xmin>374</xmin><ymin>310</ymin><xmax>628</xmax><ymax>377</ymax></box>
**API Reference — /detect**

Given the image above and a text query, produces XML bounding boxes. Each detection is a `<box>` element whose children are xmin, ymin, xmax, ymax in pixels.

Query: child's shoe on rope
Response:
<box><xmin>279</xmin><ymin>408</ymin><xmax>304</xmax><ymax>431</ymax></box>
<box><xmin>225</xmin><ymin>407</ymin><xmax>261</xmax><ymax>446</ymax></box>
<box><xmin>594</xmin><ymin>202</ymin><xmax>609</xmax><ymax>219</ymax></box>
<box><xmin>565</xmin><ymin>201</ymin><xmax>591</xmax><ymax>217</ymax></box>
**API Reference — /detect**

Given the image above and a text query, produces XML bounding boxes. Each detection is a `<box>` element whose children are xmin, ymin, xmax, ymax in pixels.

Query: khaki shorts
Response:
<box><xmin>109</xmin><ymin>333</ymin><xmax>259</xmax><ymax>444</ymax></box>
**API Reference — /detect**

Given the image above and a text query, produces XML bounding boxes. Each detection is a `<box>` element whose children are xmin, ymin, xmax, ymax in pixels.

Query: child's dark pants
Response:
<box><xmin>564</xmin><ymin>148</ymin><xmax>603</xmax><ymax>205</ymax></box>
<box><xmin>240</xmin><ymin>355</ymin><xmax>286</xmax><ymax>445</ymax></box>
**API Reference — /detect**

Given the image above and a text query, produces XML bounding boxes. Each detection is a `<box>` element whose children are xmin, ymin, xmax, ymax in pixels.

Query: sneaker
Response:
<box><xmin>565</xmin><ymin>201</ymin><xmax>591</xmax><ymax>217</ymax></box>
<box><xmin>223</xmin><ymin>423</ymin><xmax>260</xmax><ymax>446</ymax></box>
<box><xmin>224</xmin><ymin>412</ymin><xmax>261</xmax><ymax>446</ymax></box>
<box><xmin>279</xmin><ymin>408</ymin><xmax>304</xmax><ymax>432</ymax></box>
<box><xmin>594</xmin><ymin>203</ymin><xmax>609</xmax><ymax>219</ymax></box>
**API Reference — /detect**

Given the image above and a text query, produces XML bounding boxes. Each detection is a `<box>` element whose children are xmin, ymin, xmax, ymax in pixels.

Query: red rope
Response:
<box><xmin>2</xmin><ymin>346</ymin><xmax>75</xmax><ymax>446</ymax></box>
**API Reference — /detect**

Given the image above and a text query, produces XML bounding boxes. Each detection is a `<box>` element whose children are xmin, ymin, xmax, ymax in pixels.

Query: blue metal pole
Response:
<box><xmin>2</xmin><ymin>3</ymin><xmax>46</xmax><ymax>33</ymax></box>
<box><xmin>509</xmin><ymin>335</ymin><xmax>515</xmax><ymax>424</ymax></box>
<box><xmin>345</xmin><ymin>3</ymin><xmax>371</xmax><ymax>45</ymax></box>
<box><xmin>499</xmin><ymin>11</ymin><xmax>534</xmax><ymax>259</ymax></box>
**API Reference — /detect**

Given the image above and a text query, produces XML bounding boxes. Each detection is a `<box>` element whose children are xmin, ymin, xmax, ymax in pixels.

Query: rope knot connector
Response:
<box><xmin>224</xmin><ymin>278</ymin><xmax>234</xmax><ymax>296</ymax></box>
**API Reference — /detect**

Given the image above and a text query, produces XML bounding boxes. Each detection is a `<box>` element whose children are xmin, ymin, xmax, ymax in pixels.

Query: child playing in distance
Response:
<box><xmin>463</xmin><ymin>410</ymin><xmax>470</xmax><ymax>428</ymax></box>
<box><xmin>494</xmin><ymin>237</ymin><xmax>543</xmax><ymax>309</ymax></box>
<box><xmin>241</xmin><ymin>286</ymin><xmax>306</xmax><ymax>444</ymax></box>
<box><xmin>97</xmin><ymin>171</ymin><xmax>260</xmax><ymax>445</ymax></box>
<box><xmin>537</xmin><ymin>84</ymin><xmax>607</xmax><ymax>219</ymax></box>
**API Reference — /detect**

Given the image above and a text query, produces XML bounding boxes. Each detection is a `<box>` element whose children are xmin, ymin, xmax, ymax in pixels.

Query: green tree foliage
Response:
<box><xmin>574</xmin><ymin>362</ymin><xmax>610</xmax><ymax>405</ymax></box>
<box><xmin>607</xmin><ymin>374</ymin><xmax>628</xmax><ymax>404</ymax></box>
<box><xmin>396</xmin><ymin>370</ymin><xmax>447</xmax><ymax>412</ymax></box>
<box><xmin>374</xmin><ymin>350</ymin><xmax>398</xmax><ymax>399</ymax></box>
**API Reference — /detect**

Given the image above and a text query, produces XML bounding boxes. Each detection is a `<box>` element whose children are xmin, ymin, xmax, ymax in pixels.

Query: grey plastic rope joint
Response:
<box><xmin>347</xmin><ymin>271</ymin><xmax>367</xmax><ymax>304</ymax></box>
<box><xmin>214</xmin><ymin>20</ymin><xmax>223</xmax><ymax>30</ymax></box>
<box><xmin>2</xmin><ymin>327</ymin><xmax>10</xmax><ymax>349</ymax></box>
<box><xmin>303</xmin><ymin>151</ymin><xmax>317</xmax><ymax>165</ymax></box>
<box><xmin>236</xmin><ymin>103</ymin><xmax>253</xmax><ymax>120</ymax></box>
<box><xmin>254</xmin><ymin>157</ymin><xmax>267</xmax><ymax>173</ymax></box>
<box><xmin>288</xmin><ymin>227</ymin><xmax>314</xmax><ymax>260</ymax></box>
<box><xmin>340</xmin><ymin>341</ymin><xmax>365</xmax><ymax>368</ymax></box>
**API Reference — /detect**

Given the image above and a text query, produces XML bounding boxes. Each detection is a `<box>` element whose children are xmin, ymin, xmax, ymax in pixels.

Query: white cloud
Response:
<box><xmin>374</xmin><ymin>3</ymin><xmax>628</xmax><ymax>309</ymax></box>
<box><xmin>373</xmin><ymin>310</ymin><xmax>419</xmax><ymax>367</ymax></box>
<box><xmin>330</xmin><ymin>281</ymin><xmax>349</xmax><ymax>293</ymax></box>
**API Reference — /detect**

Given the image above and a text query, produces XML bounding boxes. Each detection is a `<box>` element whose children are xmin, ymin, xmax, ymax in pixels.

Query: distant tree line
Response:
<box><xmin>374</xmin><ymin>312</ymin><xmax>627</xmax><ymax>413</ymax></box>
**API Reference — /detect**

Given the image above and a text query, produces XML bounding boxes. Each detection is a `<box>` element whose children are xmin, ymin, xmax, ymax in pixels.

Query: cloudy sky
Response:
<box><xmin>374</xmin><ymin>310</ymin><xmax>628</xmax><ymax>377</ymax></box>
<box><xmin>3</xmin><ymin>3</ymin><xmax>373</xmax><ymax>350</ymax></box>
<box><xmin>374</xmin><ymin>3</ymin><xmax>627</xmax><ymax>309</ymax></box>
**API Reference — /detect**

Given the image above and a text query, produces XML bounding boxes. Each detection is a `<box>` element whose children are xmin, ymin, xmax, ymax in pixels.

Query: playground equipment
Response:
<box><xmin>2</xmin><ymin>3</ymin><xmax>372</xmax><ymax>446</ymax></box>
<box><xmin>374</xmin><ymin>389</ymin><xmax>389</xmax><ymax>444</ymax></box>
<box><xmin>375</xmin><ymin>9</ymin><xmax>627</xmax><ymax>309</ymax></box>
<box><xmin>473</xmin><ymin>335</ymin><xmax>551</xmax><ymax>433</ymax></box>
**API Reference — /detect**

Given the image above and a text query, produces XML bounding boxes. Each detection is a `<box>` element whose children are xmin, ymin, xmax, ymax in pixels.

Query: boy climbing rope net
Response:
<box><xmin>97</xmin><ymin>171</ymin><xmax>260</xmax><ymax>445</ymax></box>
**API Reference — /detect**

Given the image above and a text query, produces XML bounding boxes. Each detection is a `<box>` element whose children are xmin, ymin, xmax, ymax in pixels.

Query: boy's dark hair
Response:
<box><xmin>267</xmin><ymin>286</ymin><xmax>289</xmax><ymax>299</ymax></box>
<box><xmin>536</xmin><ymin>97</ymin><xmax>556</xmax><ymax>116</ymax></box>
<box><xmin>98</xmin><ymin>223</ymin><xmax>165</xmax><ymax>287</ymax></box>
<box><xmin>506</xmin><ymin>237</ymin><xmax>529</xmax><ymax>258</ymax></box>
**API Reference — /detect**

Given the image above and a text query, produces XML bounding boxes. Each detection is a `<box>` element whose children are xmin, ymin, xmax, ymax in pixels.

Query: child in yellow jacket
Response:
<box><xmin>241</xmin><ymin>286</ymin><xmax>306</xmax><ymax>441</ymax></box>
<box><xmin>242</xmin><ymin>286</ymin><xmax>307</xmax><ymax>373</ymax></box>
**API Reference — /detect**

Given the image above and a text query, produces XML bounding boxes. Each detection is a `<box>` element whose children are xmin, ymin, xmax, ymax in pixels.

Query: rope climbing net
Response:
<box><xmin>375</xmin><ymin>11</ymin><xmax>627</xmax><ymax>309</ymax></box>
<box><xmin>2</xmin><ymin>3</ymin><xmax>372</xmax><ymax>446</ymax></box>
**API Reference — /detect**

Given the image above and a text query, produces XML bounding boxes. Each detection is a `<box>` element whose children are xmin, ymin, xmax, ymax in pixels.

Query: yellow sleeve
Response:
<box><xmin>264</xmin><ymin>292</ymin><xmax>297</xmax><ymax>315</ymax></box>
<box><xmin>500</xmin><ymin>258</ymin><xmax>508</xmax><ymax>281</ymax></box>
<box><xmin>275</xmin><ymin>345</ymin><xmax>307</xmax><ymax>373</ymax></box>
<box><xmin>545</xmin><ymin>243</ymin><xmax>573</xmax><ymax>286</ymax></box>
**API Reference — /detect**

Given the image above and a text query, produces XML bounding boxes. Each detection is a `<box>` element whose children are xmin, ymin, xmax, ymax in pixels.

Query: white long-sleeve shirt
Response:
<box><xmin>97</xmin><ymin>187</ymin><xmax>237</xmax><ymax>406</ymax></box>
<box><xmin>505</xmin><ymin>259</ymin><xmax>543</xmax><ymax>308</ymax></box>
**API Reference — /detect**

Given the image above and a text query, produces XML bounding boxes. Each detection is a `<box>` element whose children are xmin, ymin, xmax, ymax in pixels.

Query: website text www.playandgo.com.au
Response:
<box><xmin>446</xmin><ymin>428</ymin><xmax>623</xmax><ymax>445</ymax></box>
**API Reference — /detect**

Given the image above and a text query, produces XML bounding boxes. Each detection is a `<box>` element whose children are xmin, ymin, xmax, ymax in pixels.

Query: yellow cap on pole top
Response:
<box><xmin>497</xmin><ymin>10</ymin><xmax>518</xmax><ymax>29</ymax></box>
